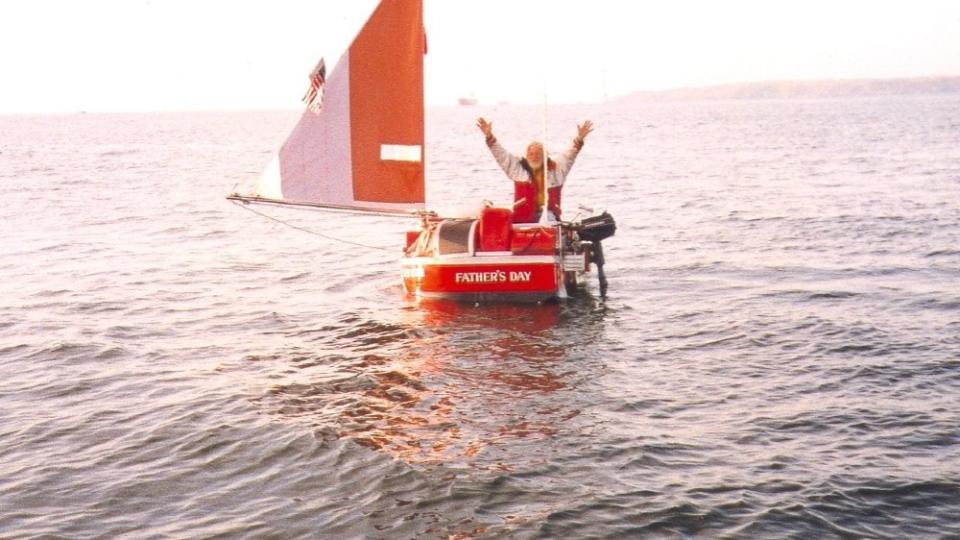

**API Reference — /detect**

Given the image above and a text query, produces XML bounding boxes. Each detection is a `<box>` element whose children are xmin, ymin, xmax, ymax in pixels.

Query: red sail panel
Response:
<box><xmin>270</xmin><ymin>0</ymin><xmax>425</xmax><ymax>212</ymax></box>
<box><xmin>349</xmin><ymin>0</ymin><xmax>425</xmax><ymax>204</ymax></box>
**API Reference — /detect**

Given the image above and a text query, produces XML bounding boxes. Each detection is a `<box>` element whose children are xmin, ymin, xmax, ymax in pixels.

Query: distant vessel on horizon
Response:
<box><xmin>457</xmin><ymin>96</ymin><xmax>478</xmax><ymax>106</ymax></box>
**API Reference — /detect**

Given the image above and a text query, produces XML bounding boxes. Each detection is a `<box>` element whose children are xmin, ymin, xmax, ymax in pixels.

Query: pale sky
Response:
<box><xmin>2</xmin><ymin>0</ymin><xmax>959</xmax><ymax>113</ymax></box>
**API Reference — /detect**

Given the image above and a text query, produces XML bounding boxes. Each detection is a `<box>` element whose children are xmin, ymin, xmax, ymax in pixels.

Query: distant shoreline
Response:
<box><xmin>4</xmin><ymin>75</ymin><xmax>959</xmax><ymax>115</ymax></box>
<box><xmin>616</xmin><ymin>76</ymin><xmax>960</xmax><ymax>103</ymax></box>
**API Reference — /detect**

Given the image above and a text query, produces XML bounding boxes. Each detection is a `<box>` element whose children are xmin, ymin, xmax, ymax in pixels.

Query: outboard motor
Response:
<box><xmin>576</xmin><ymin>212</ymin><xmax>616</xmax><ymax>297</ymax></box>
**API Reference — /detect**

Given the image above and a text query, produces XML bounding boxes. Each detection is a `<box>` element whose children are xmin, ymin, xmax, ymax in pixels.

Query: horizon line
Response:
<box><xmin>3</xmin><ymin>73</ymin><xmax>959</xmax><ymax>116</ymax></box>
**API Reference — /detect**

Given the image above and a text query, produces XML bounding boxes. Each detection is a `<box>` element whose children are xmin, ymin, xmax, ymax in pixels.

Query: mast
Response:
<box><xmin>538</xmin><ymin>40</ymin><xmax>550</xmax><ymax>225</ymax></box>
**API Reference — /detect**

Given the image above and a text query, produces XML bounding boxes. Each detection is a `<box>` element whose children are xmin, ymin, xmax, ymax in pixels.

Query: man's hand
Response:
<box><xmin>477</xmin><ymin>117</ymin><xmax>494</xmax><ymax>138</ymax></box>
<box><xmin>576</xmin><ymin>120</ymin><xmax>594</xmax><ymax>141</ymax></box>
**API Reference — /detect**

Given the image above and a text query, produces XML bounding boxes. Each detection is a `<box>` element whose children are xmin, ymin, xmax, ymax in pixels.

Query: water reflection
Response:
<box><xmin>341</xmin><ymin>300</ymin><xmax>572</xmax><ymax>465</ymax></box>
<box><xmin>412</xmin><ymin>298</ymin><xmax>563</xmax><ymax>334</ymax></box>
<box><xmin>263</xmin><ymin>298</ymin><xmax>607</xmax><ymax>466</ymax></box>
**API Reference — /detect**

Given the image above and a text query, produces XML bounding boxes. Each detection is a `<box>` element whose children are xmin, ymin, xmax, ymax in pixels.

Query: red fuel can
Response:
<box><xmin>477</xmin><ymin>207</ymin><xmax>513</xmax><ymax>252</ymax></box>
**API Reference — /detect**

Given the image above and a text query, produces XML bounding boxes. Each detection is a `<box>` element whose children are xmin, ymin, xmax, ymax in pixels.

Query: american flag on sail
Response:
<box><xmin>302</xmin><ymin>58</ymin><xmax>326</xmax><ymax>113</ymax></box>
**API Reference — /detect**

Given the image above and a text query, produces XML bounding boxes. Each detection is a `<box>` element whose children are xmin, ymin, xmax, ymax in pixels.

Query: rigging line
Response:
<box><xmin>230</xmin><ymin>200</ymin><xmax>394</xmax><ymax>252</ymax></box>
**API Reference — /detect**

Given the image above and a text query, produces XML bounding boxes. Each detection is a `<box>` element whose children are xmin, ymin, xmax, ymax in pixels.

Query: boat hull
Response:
<box><xmin>401</xmin><ymin>255</ymin><xmax>562</xmax><ymax>303</ymax></box>
<box><xmin>400</xmin><ymin>207</ymin><xmax>613</xmax><ymax>303</ymax></box>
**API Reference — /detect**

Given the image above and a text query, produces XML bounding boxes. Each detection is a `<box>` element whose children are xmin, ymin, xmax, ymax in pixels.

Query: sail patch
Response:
<box><xmin>380</xmin><ymin>144</ymin><xmax>422</xmax><ymax>163</ymax></box>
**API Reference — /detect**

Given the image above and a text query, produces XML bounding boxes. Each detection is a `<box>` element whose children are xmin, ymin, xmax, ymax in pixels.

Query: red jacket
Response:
<box><xmin>513</xmin><ymin>159</ymin><xmax>562</xmax><ymax>222</ymax></box>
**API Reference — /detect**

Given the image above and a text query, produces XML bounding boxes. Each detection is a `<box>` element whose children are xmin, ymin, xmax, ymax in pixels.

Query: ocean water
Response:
<box><xmin>2</xmin><ymin>95</ymin><xmax>959</xmax><ymax>538</ymax></box>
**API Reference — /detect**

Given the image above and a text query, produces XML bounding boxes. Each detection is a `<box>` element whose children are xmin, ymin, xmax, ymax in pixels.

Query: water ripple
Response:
<box><xmin>2</xmin><ymin>98</ymin><xmax>960</xmax><ymax>537</ymax></box>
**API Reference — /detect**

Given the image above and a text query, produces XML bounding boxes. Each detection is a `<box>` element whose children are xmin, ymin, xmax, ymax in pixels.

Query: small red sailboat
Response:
<box><xmin>400</xmin><ymin>208</ymin><xmax>614</xmax><ymax>302</ymax></box>
<box><xmin>228</xmin><ymin>0</ymin><xmax>614</xmax><ymax>303</ymax></box>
